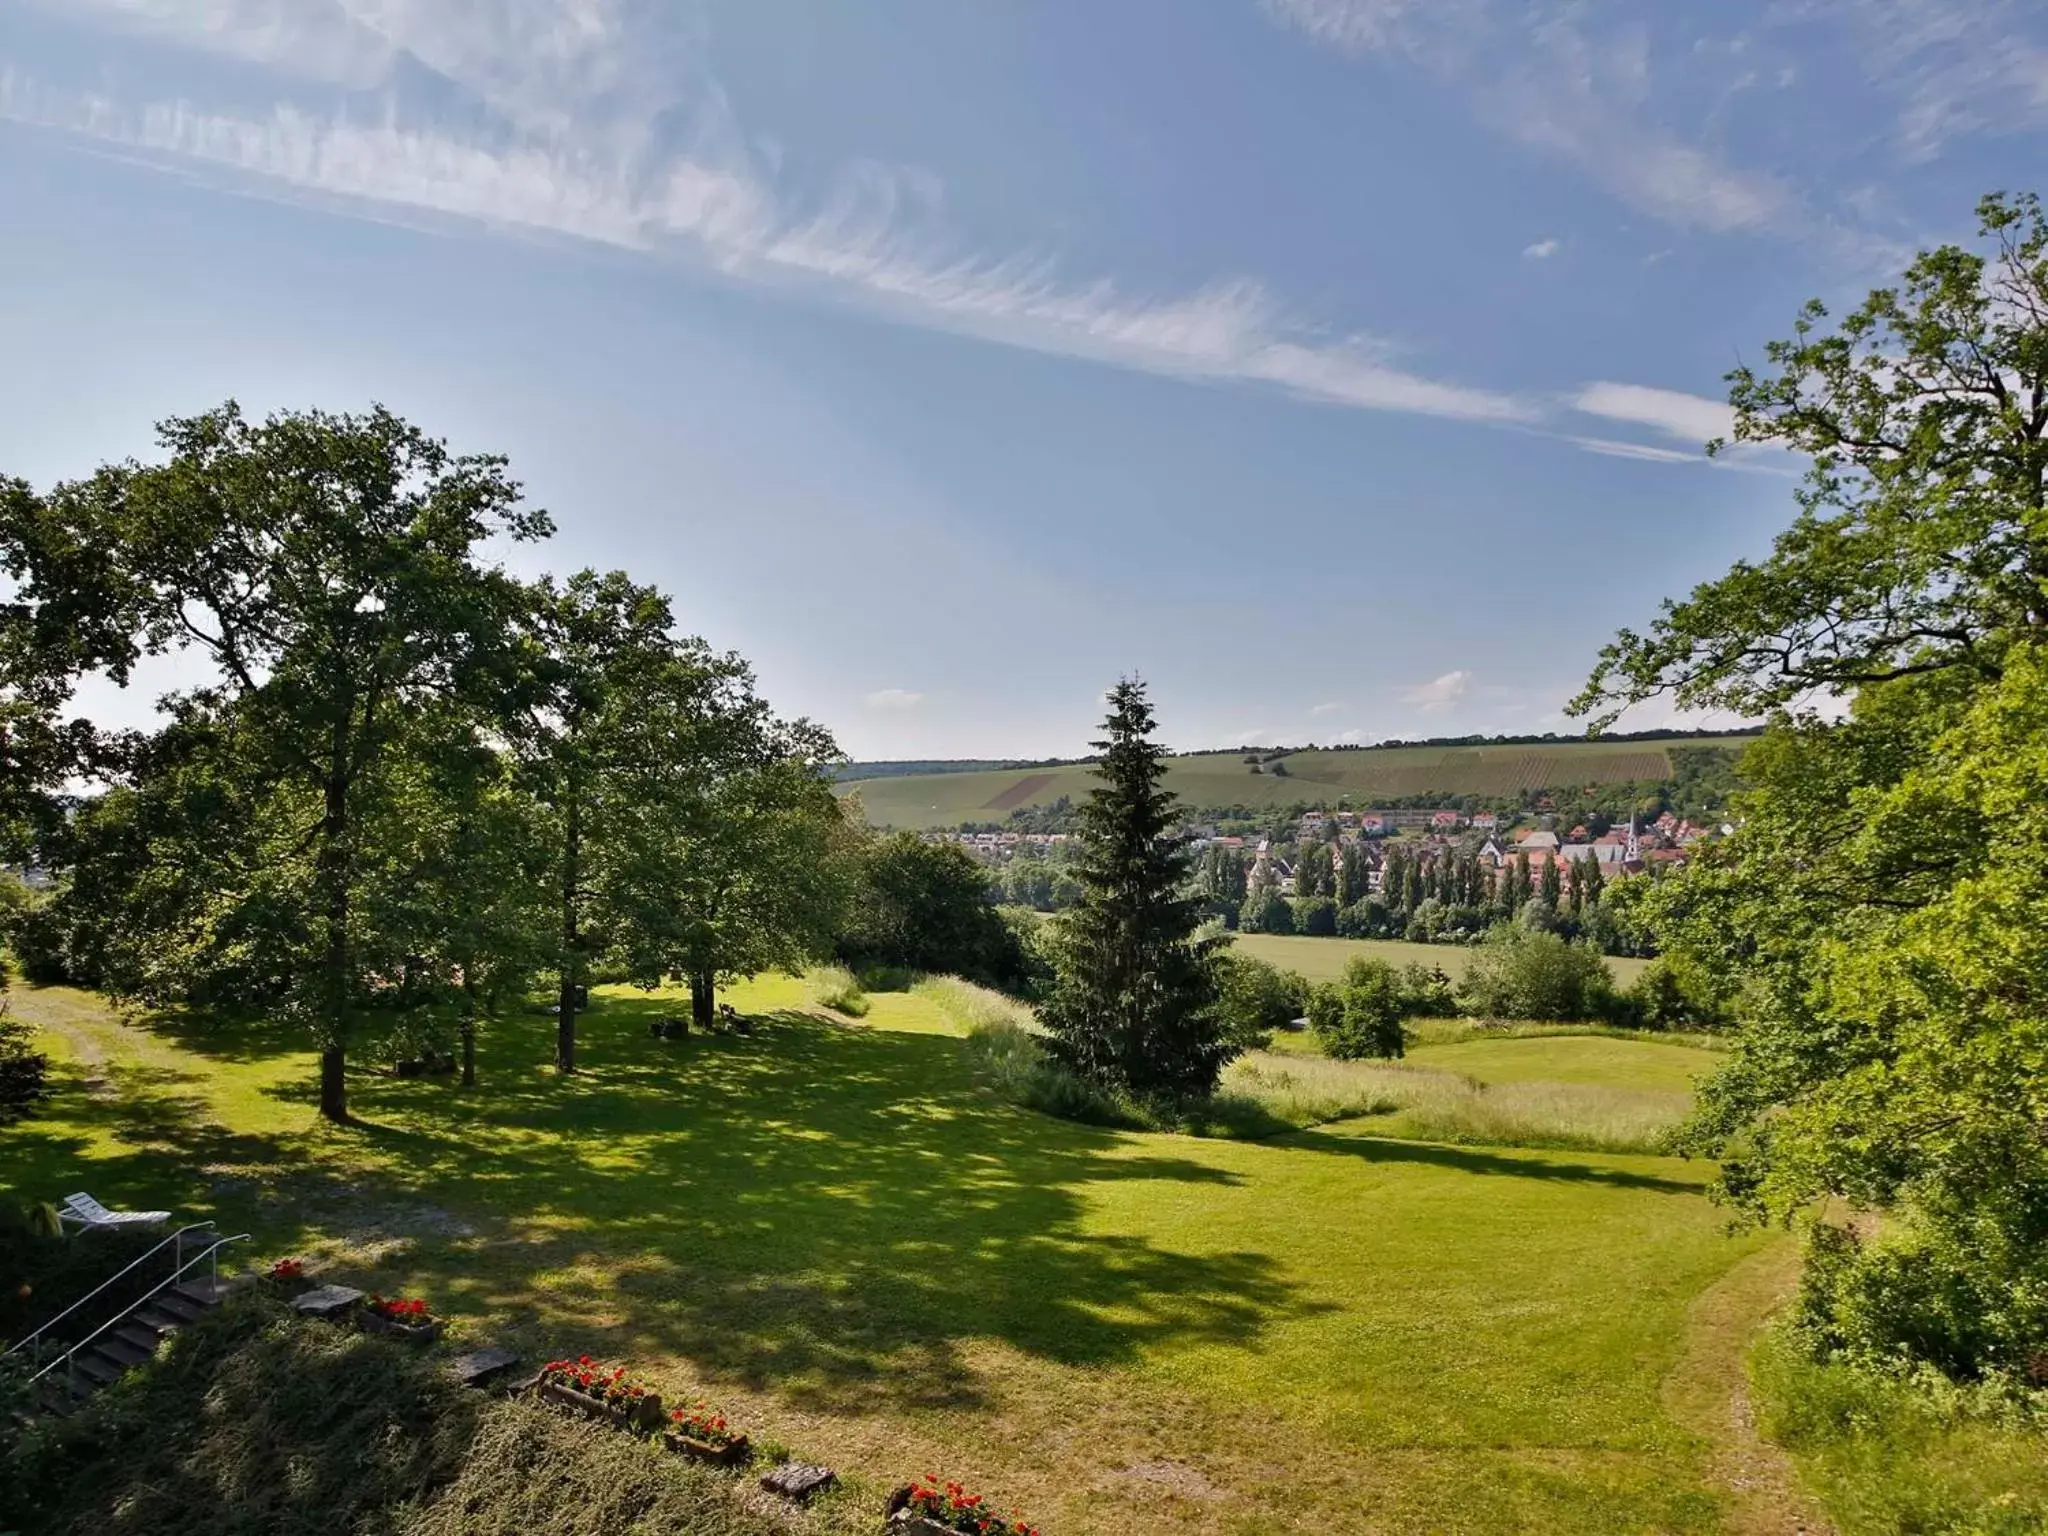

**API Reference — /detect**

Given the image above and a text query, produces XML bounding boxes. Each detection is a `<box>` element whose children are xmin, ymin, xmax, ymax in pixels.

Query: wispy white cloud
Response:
<box><xmin>1522</xmin><ymin>237</ymin><xmax>1561</xmax><ymax>259</ymax></box>
<box><xmin>0</xmin><ymin>7</ymin><xmax>1530</xmax><ymax>428</ymax></box>
<box><xmin>1265</xmin><ymin>0</ymin><xmax>1799</xmax><ymax>237</ymax></box>
<box><xmin>863</xmin><ymin>688</ymin><xmax>924</xmax><ymax>710</ymax></box>
<box><xmin>1400</xmin><ymin>668</ymin><xmax>1472</xmax><ymax>711</ymax></box>
<box><xmin>1307</xmin><ymin>700</ymin><xmax>1346</xmax><ymax>716</ymax></box>
<box><xmin>1563</xmin><ymin>435</ymin><xmax>1703</xmax><ymax>464</ymax></box>
<box><xmin>1810</xmin><ymin>0</ymin><xmax>2048</xmax><ymax>161</ymax></box>
<box><xmin>1571</xmin><ymin>381</ymin><xmax>1734</xmax><ymax>445</ymax></box>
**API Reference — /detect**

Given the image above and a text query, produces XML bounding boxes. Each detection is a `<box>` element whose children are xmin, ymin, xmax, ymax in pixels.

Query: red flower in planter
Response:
<box><xmin>366</xmin><ymin>1293</ymin><xmax>441</xmax><ymax>1328</ymax></box>
<box><xmin>903</xmin><ymin>1475</ymin><xmax>1035</xmax><ymax>1536</ymax></box>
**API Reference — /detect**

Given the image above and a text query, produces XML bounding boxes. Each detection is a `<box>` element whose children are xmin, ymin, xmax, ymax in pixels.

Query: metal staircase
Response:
<box><xmin>6</xmin><ymin>1222</ymin><xmax>249</xmax><ymax>1412</ymax></box>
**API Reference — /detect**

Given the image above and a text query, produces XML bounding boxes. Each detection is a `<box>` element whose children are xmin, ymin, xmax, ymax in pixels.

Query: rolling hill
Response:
<box><xmin>839</xmin><ymin>736</ymin><xmax>1755</xmax><ymax>829</ymax></box>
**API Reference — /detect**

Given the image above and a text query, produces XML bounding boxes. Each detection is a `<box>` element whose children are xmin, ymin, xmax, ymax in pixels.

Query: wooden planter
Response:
<box><xmin>537</xmin><ymin>1377</ymin><xmax>664</xmax><ymax>1431</ymax></box>
<box><xmin>358</xmin><ymin>1310</ymin><xmax>443</xmax><ymax>1344</ymax></box>
<box><xmin>665</xmin><ymin>1430</ymin><xmax>750</xmax><ymax>1467</ymax></box>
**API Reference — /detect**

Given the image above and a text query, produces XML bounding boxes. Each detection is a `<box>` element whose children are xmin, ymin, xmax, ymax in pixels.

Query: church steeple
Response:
<box><xmin>1624</xmin><ymin>815</ymin><xmax>1641</xmax><ymax>866</ymax></box>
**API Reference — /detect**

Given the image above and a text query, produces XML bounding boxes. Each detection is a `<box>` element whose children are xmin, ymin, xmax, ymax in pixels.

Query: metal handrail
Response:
<box><xmin>31</xmin><ymin>1233</ymin><xmax>251</xmax><ymax>1386</ymax></box>
<box><xmin>5</xmin><ymin>1221</ymin><xmax>219</xmax><ymax>1359</ymax></box>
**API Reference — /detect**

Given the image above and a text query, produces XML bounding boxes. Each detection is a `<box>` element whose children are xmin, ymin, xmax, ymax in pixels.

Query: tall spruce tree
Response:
<box><xmin>1041</xmin><ymin>680</ymin><xmax>1229</xmax><ymax>1102</ymax></box>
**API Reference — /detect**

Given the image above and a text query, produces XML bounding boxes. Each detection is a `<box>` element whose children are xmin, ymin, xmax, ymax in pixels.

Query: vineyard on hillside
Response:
<box><xmin>842</xmin><ymin>737</ymin><xmax>1754</xmax><ymax>829</ymax></box>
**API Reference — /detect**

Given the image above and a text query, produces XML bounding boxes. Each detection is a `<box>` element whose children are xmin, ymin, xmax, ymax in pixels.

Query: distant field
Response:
<box><xmin>1231</xmin><ymin>932</ymin><xmax>1655</xmax><ymax>987</ymax></box>
<box><xmin>1407</xmin><ymin>1035</ymin><xmax>1716</xmax><ymax>1094</ymax></box>
<box><xmin>840</xmin><ymin>738</ymin><xmax>1753</xmax><ymax>829</ymax></box>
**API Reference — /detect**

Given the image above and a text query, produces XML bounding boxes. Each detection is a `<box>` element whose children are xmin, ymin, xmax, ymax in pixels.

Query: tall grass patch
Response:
<box><xmin>922</xmin><ymin>976</ymin><xmax>1158</xmax><ymax>1128</ymax></box>
<box><xmin>1219</xmin><ymin>1050</ymin><xmax>1690</xmax><ymax>1153</ymax></box>
<box><xmin>1752</xmin><ymin>1330</ymin><xmax>2048</xmax><ymax>1535</ymax></box>
<box><xmin>913</xmin><ymin>974</ymin><xmax>1038</xmax><ymax>1035</ymax></box>
<box><xmin>807</xmin><ymin>964</ymin><xmax>869</xmax><ymax>1017</ymax></box>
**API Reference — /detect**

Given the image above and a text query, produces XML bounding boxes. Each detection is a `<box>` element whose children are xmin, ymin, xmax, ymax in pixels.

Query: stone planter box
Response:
<box><xmin>890</xmin><ymin>1516</ymin><xmax>967</xmax><ymax>1536</ymax></box>
<box><xmin>358</xmin><ymin>1309</ymin><xmax>444</xmax><ymax>1344</ymax></box>
<box><xmin>665</xmin><ymin>1430</ymin><xmax>750</xmax><ymax>1467</ymax></box>
<box><xmin>537</xmin><ymin>1377</ymin><xmax>664</xmax><ymax>1432</ymax></box>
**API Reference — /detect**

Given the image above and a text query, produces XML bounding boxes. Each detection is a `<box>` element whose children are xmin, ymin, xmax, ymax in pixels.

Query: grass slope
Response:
<box><xmin>843</xmin><ymin>738</ymin><xmax>1753</xmax><ymax>829</ymax></box>
<box><xmin>8</xmin><ymin>978</ymin><xmax>1776</xmax><ymax>1535</ymax></box>
<box><xmin>4</xmin><ymin>1290</ymin><xmax>864</xmax><ymax>1536</ymax></box>
<box><xmin>1230</xmin><ymin>931</ymin><xmax>1655</xmax><ymax>986</ymax></box>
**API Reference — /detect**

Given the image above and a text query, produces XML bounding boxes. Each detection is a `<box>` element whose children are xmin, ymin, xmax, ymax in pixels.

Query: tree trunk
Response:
<box><xmin>689</xmin><ymin>969</ymin><xmax>715</xmax><ymax>1032</ymax></box>
<box><xmin>459</xmin><ymin>984</ymin><xmax>478</xmax><ymax>1089</ymax></box>
<box><xmin>319</xmin><ymin>1046</ymin><xmax>347</xmax><ymax>1122</ymax></box>
<box><xmin>556</xmin><ymin>788</ymin><xmax>582</xmax><ymax>1075</ymax></box>
<box><xmin>315</xmin><ymin>738</ymin><xmax>354</xmax><ymax>1125</ymax></box>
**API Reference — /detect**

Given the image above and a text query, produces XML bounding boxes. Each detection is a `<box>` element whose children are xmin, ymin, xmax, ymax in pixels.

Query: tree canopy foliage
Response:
<box><xmin>1579</xmin><ymin>193</ymin><xmax>2048</xmax><ymax>1380</ymax></box>
<box><xmin>0</xmin><ymin>402</ymin><xmax>861</xmax><ymax>1121</ymax></box>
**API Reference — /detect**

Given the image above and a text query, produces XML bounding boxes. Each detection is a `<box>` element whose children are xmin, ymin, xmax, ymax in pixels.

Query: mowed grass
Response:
<box><xmin>1408</xmin><ymin>1035</ymin><xmax>1718</xmax><ymax>1095</ymax></box>
<box><xmin>842</xmin><ymin>738</ymin><xmax>1753</xmax><ymax>830</ymax></box>
<box><xmin>6</xmin><ymin>978</ymin><xmax>1778</xmax><ymax>1535</ymax></box>
<box><xmin>1231</xmin><ymin>931</ymin><xmax>1655</xmax><ymax>987</ymax></box>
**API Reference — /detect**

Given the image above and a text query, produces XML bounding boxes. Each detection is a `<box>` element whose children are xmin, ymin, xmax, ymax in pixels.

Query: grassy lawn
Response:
<box><xmin>1230</xmin><ymin>931</ymin><xmax>1655</xmax><ymax>987</ymax></box>
<box><xmin>6</xmin><ymin>977</ymin><xmax>1783</xmax><ymax>1534</ymax></box>
<box><xmin>1407</xmin><ymin>1035</ymin><xmax>1719</xmax><ymax>1095</ymax></box>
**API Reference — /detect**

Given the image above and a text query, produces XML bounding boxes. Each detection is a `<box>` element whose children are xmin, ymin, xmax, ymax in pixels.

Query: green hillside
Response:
<box><xmin>841</xmin><ymin>737</ymin><xmax>1754</xmax><ymax>829</ymax></box>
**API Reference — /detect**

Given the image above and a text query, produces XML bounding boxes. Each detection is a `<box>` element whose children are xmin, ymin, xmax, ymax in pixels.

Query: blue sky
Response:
<box><xmin>3</xmin><ymin>1</ymin><xmax>2045</xmax><ymax>759</ymax></box>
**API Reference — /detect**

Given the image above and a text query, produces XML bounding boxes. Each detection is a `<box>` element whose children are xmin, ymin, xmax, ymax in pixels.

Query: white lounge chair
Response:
<box><xmin>58</xmin><ymin>1192</ymin><xmax>171</xmax><ymax>1230</ymax></box>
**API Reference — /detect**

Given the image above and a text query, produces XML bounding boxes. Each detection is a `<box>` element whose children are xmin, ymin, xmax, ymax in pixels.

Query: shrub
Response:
<box><xmin>1306</xmin><ymin>960</ymin><xmax>1408</xmax><ymax>1060</ymax></box>
<box><xmin>1212</xmin><ymin>951</ymin><xmax>1307</xmax><ymax>1051</ymax></box>
<box><xmin>1239</xmin><ymin>889</ymin><xmax>1293</xmax><ymax>934</ymax></box>
<box><xmin>1622</xmin><ymin>957</ymin><xmax>1725</xmax><ymax>1031</ymax></box>
<box><xmin>1395</xmin><ymin>962</ymin><xmax>1458</xmax><ymax>1018</ymax></box>
<box><xmin>1458</xmin><ymin>928</ymin><xmax>1615</xmax><ymax>1022</ymax></box>
<box><xmin>1336</xmin><ymin>897</ymin><xmax>1391</xmax><ymax>938</ymax></box>
<box><xmin>840</xmin><ymin>831</ymin><xmax>1030</xmax><ymax>989</ymax></box>
<box><xmin>0</xmin><ymin>1006</ymin><xmax>49</xmax><ymax>1124</ymax></box>
<box><xmin>1291</xmin><ymin>896</ymin><xmax>1337</xmax><ymax>937</ymax></box>
<box><xmin>1789</xmin><ymin>1221</ymin><xmax>2048</xmax><ymax>1384</ymax></box>
<box><xmin>808</xmin><ymin>964</ymin><xmax>869</xmax><ymax>1017</ymax></box>
<box><xmin>5</xmin><ymin>895</ymin><xmax>74</xmax><ymax>986</ymax></box>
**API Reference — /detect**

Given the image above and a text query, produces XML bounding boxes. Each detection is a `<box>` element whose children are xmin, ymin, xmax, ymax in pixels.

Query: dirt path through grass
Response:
<box><xmin>1662</xmin><ymin>1239</ymin><xmax>1833</xmax><ymax>1536</ymax></box>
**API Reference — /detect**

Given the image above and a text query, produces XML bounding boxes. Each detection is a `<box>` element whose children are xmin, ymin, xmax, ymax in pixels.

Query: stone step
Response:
<box><xmin>149</xmin><ymin>1292</ymin><xmax>206</xmax><ymax>1324</ymax></box>
<box><xmin>113</xmin><ymin>1323</ymin><xmax>165</xmax><ymax>1355</ymax></box>
<box><xmin>132</xmin><ymin>1306</ymin><xmax>187</xmax><ymax>1335</ymax></box>
<box><xmin>173</xmin><ymin>1278</ymin><xmax>231</xmax><ymax>1307</ymax></box>
<box><xmin>71</xmin><ymin>1350</ymin><xmax>125</xmax><ymax>1387</ymax></box>
<box><xmin>95</xmin><ymin>1335</ymin><xmax>156</xmax><ymax>1371</ymax></box>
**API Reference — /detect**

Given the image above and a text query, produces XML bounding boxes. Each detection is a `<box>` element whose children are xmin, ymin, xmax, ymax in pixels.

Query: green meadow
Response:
<box><xmin>841</xmin><ymin>739</ymin><xmax>1750</xmax><ymax>829</ymax></box>
<box><xmin>6</xmin><ymin>974</ymin><xmax>1811</xmax><ymax>1535</ymax></box>
<box><xmin>1231</xmin><ymin>930</ymin><xmax>1655</xmax><ymax>987</ymax></box>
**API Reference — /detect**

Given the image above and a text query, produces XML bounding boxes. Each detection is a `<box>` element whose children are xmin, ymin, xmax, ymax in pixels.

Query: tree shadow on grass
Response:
<box><xmin>13</xmin><ymin>995</ymin><xmax>1321</xmax><ymax>1417</ymax></box>
<box><xmin>1279</xmin><ymin>1124</ymin><xmax>1704</xmax><ymax>1196</ymax></box>
<box><xmin>336</xmin><ymin>1005</ymin><xmax>1302</xmax><ymax>1413</ymax></box>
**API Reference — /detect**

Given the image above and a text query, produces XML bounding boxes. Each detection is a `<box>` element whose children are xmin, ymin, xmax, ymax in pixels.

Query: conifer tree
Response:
<box><xmin>1539</xmin><ymin>853</ymin><xmax>1562</xmax><ymax>907</ymax></box>
<box><xmin>1336</xmin><ymin>842</ymin><xmax>1364</xmax><ymax>907</ymax></box>
<box><xmin>1578</xmin><ymin>851</ymin><xmax>1605</xmax><ymax>911</ymax></box>
<box><xmin>1041</xmin><ymin>680</ymin><xmax>1229</xmax><ymax>1102</ymax></box>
